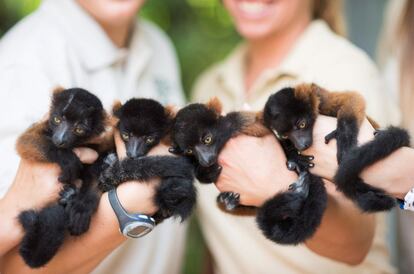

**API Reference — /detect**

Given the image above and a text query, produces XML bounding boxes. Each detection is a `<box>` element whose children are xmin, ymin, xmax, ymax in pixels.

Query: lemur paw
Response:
<box><xmin>58</xmin><ymin>161</ymin><xmax>82</xmax><ymax>183</ymax></box>
<box><xmin>98</xmin><ymin>164</ymin><xmax>119</xmax><ymax>192</ymax></box>
<box><xmin>324</xmin><ymin>129</ymin><xmax>337</xmax><ymax>144</ymax></box>
<box><xmin>155</xmin><ymin>178</ymin><xmax>196</xmax><ymax>221</ymax></box>
<box><xmin>58</xmin><ymin>185</ymin><xmax>77</xmax><ymax>206</ymax></box>
<box><xmin>286</xmin><ymin>153</ymin><xmax>314</xmax><ymax>173</ymax></box>
<box><xmin>66</xmin><ymin>200</ymin><xmax>95</xmax><ymax>236</ymax></box>
<box><xmin>217</xmin><ymin>192</ymin><xmax>240</xmax><ymax>211</ymax></box>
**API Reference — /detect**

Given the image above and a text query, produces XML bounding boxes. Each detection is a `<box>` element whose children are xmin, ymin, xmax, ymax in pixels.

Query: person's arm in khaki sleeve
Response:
<box><xmin>0</xmin><ymin>132</ymin><xmax>168</xmax><ymax>274</ymax></box>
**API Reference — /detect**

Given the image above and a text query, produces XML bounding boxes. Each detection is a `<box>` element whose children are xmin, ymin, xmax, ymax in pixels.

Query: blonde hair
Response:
<box><xmin>312</xmin><ymin>0</ymin><xmax>346</xmax><ymax>36</ymax></box>
<box><xmin>396</xmin><ymin>0</ymin><xmax>414</xmax><ymax>130</ymax></box>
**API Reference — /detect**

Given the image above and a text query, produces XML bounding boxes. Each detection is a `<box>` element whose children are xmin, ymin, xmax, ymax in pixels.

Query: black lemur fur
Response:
<box><xmin>334</xmin><ymin>126</ymin><xmax>410</xmax><ymax>211</ymax></box>
<box><xmin>98</xmin><ymin>98</ymin><xmax>197</xmax><ymax>222</ymax></box>
<box><xmin>169</xmin><ymin>97</ymin><xmax>269</xmax><ymax>214</ymax></box>
<box><xmin>259</xmin><ymin>88</ymin><xmax>328</xmax><ymax>245</ymax></box>
<box><xmin>264</xmin><ymin>83</ymin><xmax>410</xmax><ymax>213</ymax></box>
<box><xmin>16</xmin><ymin>87</ymin><xmax>111</xmax><ymax>268</ymax></box>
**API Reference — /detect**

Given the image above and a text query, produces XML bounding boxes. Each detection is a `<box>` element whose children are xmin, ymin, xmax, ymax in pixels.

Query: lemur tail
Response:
<box><xmin>334</xmin><ymin>126</ymin><xmax>410</xmax><ymax>212</ymax></box>
<box><xmin>256</xmin><ymin>173</ymin><xmax>327</xmax><ymax>245</ymax></box>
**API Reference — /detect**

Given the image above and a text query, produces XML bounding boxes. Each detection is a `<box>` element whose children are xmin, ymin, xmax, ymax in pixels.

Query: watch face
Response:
<box><xmin>124</xmin><ymin>223</ymin><xmax>153</xmax><ymax>238</ymax></box>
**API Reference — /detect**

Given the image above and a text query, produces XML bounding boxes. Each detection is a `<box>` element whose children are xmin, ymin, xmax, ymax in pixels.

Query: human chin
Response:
<box><xmin>234</xmin><ymin>19</ymin><xmax>279</xmax><ymax>40</ymax></box>
<box><xmin>103</xmin><ymin>0</ymin><xmax>145</xmax><ymax>22</ymax></box>
<box><xmin>225</xmin><ymin>0</ymin><xmax>280</xmax><ymax>39</ymax></box>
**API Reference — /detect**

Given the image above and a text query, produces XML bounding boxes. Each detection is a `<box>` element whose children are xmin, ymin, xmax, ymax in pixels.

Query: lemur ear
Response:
<box><xmin>112</xmin><ymin>100</ymin><xmax>122</xmax><ymax>117</ymax></box>
<box><xmin>52</xmin><ymin>86</ymin><xmax>65</xmax><ymax>96</ymax></box>
<box><xmin>256</xmin><ymin>111</ymin><xmax>265</xmax><ymax>123</ymax></box>
<box><xmin>206</xmin><ymin>97</ymin><xmax>222</xmax><ymax>115</ymax></box>
<box><xmin>164</xmin><ymin>105</ymin><xmax>177</xmax><ymax>120</ymax></box>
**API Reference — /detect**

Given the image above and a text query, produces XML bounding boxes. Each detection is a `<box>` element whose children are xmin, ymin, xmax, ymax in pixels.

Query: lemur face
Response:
<box><xmin>171</xmin><ymin>103</ymin><xmax>228</xmax><ymax>167</ymax></box>
<box><xmin>264</xmin><ymin>87</ymin><xmax>316</xmax><ymax>151</ymax></box>
<box><xmin>113</xmin><ymin>98</ymin><xmax>171</xmax><ymax>158</ymax></box>
<box><xmin>49</xmin><ymin>88</ymin><xmax>105</xmax><ymax>148</ymax></box>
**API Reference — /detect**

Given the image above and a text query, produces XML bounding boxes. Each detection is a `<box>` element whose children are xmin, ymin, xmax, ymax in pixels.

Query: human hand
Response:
<box><xmin>216</xmin><ymin>134</ymin><xmax>298</xmax><ymax>207</ymax></box>
<box><xmin>304</xmin><ymin>115</ymin><xmax>375</xmax><ymax>181</ymax></box>
<box><xmin>1</xmin><ymin>147</ymin><xmax>98</xmax><ymax>213</ymax></box>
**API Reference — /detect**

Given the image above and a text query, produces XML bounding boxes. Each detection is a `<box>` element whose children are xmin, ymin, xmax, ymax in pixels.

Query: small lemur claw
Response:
<box><xmin>58</xmin><ymin>185</ymin><xmax>77</xmax><ymax>206</ymax></box>
<box><xmin>217</xmin><ymin>192</ymin><xmax>240</xmax><ymax>211</ymax></box>
<box><xmin>288</xmin><ymin>172</ymin><xmax>310</xmax><ymax>197</ymax></box>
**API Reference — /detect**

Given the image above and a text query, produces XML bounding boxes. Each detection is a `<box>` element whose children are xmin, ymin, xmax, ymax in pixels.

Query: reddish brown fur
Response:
<box><xmin>164</xmin><ymin>105</ymin><xmax>177</xmax><ymax>121</ymax></box>
<box><xmin>295</xmin><ymin>83</ymin><xmax>367</xmax><ymax>128</ymax></box>
<box><xmin>367</xmin><ymin>116</ymin><xmax>380</xmax><ymax>129</ymax></box>
<box><xmin>206</xmin><ymin>97</ymin><xmax>222</xmax><ymax>117</ymax></box>
<box><xmin>112</xmin><ymin>100</ymin><xmax>122</xmax><ymax>115</ymax></box>
<box><xmin>52</xmin><ymin>86</ymin><xmax>65</xmax><ymax>95</ymax></box>
<box><xmin>239</xmin><ymin>111</ymin><xmax>271</xmax><ymax>137</ymax></box>
<box><xmin>16</xmin><ymin>121</ymin><xmax>49</xmax><ymax>162</ymax></box>
<box><xmin>294</xmin><ymin>83</ymin><xmax>321</xmax><ymax>117</ymax></box>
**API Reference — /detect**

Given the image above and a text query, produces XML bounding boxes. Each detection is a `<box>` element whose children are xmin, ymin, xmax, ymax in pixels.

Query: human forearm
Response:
<box><xmin>361</xmin><ymin>147</ymin><xmax>414</xmax><ymax>199</ymax></box>
<box><xmin>305</xmin><ymin>181</ymin><xmax>375</xmax><ymax>265</ymax></box>
<box><xmin>0</xmin><ymin>182</ymin><xmax>157</xmax><ymax>274</ymax></box>
<box><xmin>0</xmin><ymin>198</ymin><xmax>24</xmax><ymax>256</ymax></box>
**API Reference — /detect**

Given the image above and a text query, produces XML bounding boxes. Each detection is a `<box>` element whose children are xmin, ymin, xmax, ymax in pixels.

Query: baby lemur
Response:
<box><xmin>16</xmin><ymin>87</ymin><xmax>111</xmax><ymax>268</ymax></box>
<box><xmin>98</xmin><ymin>98</ymin><xmax>197</xmax><ymax>222</ymax></box>
<box><xmin>265</xmin><ymin>83</ymin><xmax>409</xmax><ymax>213</ymax></box>
<box><xmin>169</xmin><ymin>98</ymin><xmax>269</xmax><ymax>213</ymax></box>
<box><xmin>169</xmin><ymin>98</ymin><xmax>326</xmax><ymax>244</ymax></box>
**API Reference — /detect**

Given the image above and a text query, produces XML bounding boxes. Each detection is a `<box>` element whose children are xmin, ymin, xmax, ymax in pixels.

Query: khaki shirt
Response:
<box><xmin>192</xmin><ymin>20</ymin><xmax>396</xmax><ymax>274</ymax></box>
<box><xmin>0</xmin><ymin>0</ymin><xmax>186</xmax><ymax>273</ymax></box>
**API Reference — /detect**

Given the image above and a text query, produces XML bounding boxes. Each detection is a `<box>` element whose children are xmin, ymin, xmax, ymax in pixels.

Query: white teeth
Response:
<box><xmin>239</xmin><ymin>1</ymin><xmax>267</xmax><ymax>14</ymax></box>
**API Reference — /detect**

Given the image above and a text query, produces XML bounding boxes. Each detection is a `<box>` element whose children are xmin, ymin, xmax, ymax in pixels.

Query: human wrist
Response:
<box><xmin>361</xmin><ymin>147</ymin><xmax>413</xmax><ymax>199</ymax></box>
<box><xmin>256</xmin><ymin>168</ymin><xmax>298</xmax><ymax>207</ymax></box>
<box><xmin>115</xmin><ymin>181</ymin><xmax>158</xmax><ymax>215</ymax></box>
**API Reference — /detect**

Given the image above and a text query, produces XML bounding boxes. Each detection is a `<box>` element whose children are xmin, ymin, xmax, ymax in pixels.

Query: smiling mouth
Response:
<box><xmin>237</xmin><ymin>0</ymin><xmax>276</xmax><ymax>18</ymax></box>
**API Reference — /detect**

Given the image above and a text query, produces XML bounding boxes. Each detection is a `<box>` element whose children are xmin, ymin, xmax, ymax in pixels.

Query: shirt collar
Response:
<box><xmin>41</xmin><ymin>0</ymin><xmax>152</xmax><ymax>72</ymax></box>
<box><xmin>216</xmin><ymin>20</ymin><xmax>332</xmax><ymax>98</ymax></box>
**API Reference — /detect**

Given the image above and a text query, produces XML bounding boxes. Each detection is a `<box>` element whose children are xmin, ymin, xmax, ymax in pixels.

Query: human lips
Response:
<box><xmin>236</xmin><ymin>0</ymin><xmax>277</xmax><ymax>20</ymax></box>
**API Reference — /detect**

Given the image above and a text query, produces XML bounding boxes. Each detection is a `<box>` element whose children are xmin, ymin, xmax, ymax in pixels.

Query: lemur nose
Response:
<box><xmin>301</xmin><ymin>142</ymin><xmax>311</xmax><ymax>150</ymax></box>
<box><xmin>54</xmin><ymin>140</ymin><xmax>66</xmax><ymax>148</ymax></box>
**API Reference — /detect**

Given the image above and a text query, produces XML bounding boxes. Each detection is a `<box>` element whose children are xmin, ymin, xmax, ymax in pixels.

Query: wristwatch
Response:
<box><xmin>108</xmin><ymin>188</ymin><xmax>155</xmax><ymax>238</ymax></box>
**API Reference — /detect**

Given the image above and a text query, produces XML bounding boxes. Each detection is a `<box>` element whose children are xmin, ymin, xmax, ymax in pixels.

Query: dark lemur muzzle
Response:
<box><xmin>194</xmin><ymin>145</ymin><xmax>217</xmax><ymax>167</ymax></box>
<box><xmin>289</xmin><ymin>130</ymin><xmax>312</xmax><ymax>151</ymax></box>
<box><xmin>126</xmin><ymin>137</ymin><xmax>147</xmax><ymax>158</ymax></box>
<box><xmin>52</xmin><ymin>122</ymin><xmax>70</xmax><ymax>148</ymax></box>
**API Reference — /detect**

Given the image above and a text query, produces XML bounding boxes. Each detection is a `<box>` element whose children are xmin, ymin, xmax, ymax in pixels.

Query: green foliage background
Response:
<box><xmin>0</xmin><ymin>1</ymin><xmax>241</xmax><ymax>273</ymax></box>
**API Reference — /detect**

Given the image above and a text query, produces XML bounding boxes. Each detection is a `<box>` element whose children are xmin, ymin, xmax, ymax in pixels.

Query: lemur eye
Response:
<box><xmin>74</xmin><ymin>127</ymin><xmax>85</xmax><ymax>135</ymax></box>
<box><xmin>298</xmin><ymin>121</ymin><xmax>306</xmax><ymax>129</ymax></box>
<box><xmin>185</xmin><ymin>148</ymin><xmax>193</xmax><ymax>155</ymax></box>
<box><xmin>203</xmin><ymin>135</ymin><xmax>213</xmax><ymax>145</ymax></box>
<box><xmin>146</xmin><ymin>136</ymin><xmax>154</xmax><ymax>144</ymax></box>
<box><xmin>121</xmin><ymin>132</ymin><xmax>129</xmax><ymax>141</ymax></box>
<box><xmin>53</xmin><ymin>116</ymin><xmax>61</xmax><ymax>124</ymax></box>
